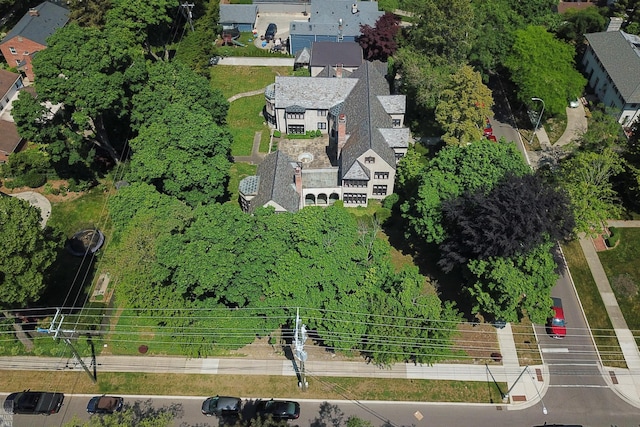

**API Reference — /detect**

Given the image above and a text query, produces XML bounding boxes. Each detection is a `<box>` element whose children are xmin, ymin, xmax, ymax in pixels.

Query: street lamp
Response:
<box><xmin>527</xmin><ymin>367</ymin><xmax>548</xmax><ymax>415</ymax></box>
<box><xmin>530</xmin><ymin>97</ymin><xmax>546</xmax><ymax>145</ymax></box>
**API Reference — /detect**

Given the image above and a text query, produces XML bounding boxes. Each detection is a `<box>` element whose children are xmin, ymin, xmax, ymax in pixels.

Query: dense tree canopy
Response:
<box><xmin>438</xmin><ymin>174</ymin><xmax>575</xmax><ymax>272</ymax></box>
<box><xmin>467</xmin><ymin>241</ymin><xmax>558</xmax><ymax>324</ymax></box>
<box><xmin>358</xmin><ymin>12</ymin><xmax>400</xmax><ymax>61</ymax></box>
<box><xmin>435</xmin><ymin>65</ymin><xmax>494</xmax><ymax>146</ymax></box>
<box><xmin>127</xmin><ymin>101</ymin><xmax>232</xmax><ymax>205</ymax></box>
<box><xmin>504</xmin><ymin>26</ymin><xmax>586</xmax><ymax>117</ymax></box>
<box><xmin>559</xmin><ymin>149</ymin><xmax>624</xmax><ymax>235</ymax></box>
<box><xmin>32</xmin><ymin>23</ymin><xmax>140</xmax><ymax>163</ymax></box>
<box><xmin>0</xmin><ymin>197</ymin><xmax>59</xmax><ymax>308</ymax></box>
<box><xmin>401</xmin><ymin>141</ymin><xmax>530</xmax><ymax>245</ymax></box>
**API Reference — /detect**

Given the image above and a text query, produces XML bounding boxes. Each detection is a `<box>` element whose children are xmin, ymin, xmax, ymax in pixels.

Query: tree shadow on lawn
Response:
<box><xmin>382</xmin><ymin>215</ymin><xmax>477</xmax><ymax>322</ymax></box>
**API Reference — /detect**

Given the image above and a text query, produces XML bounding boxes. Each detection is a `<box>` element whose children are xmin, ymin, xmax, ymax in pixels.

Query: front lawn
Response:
<box><xmin>210</xmin><ymin>65</ymin><xmax>292</xmax><ymax>99</ymax></box>
<box><xmin>597</xmin><ymin>228</ymin><xmax>640</xmax><ymax>343</ymax></box>
<box><xmin>562</xmin><ymin>240</ymin><xmax>625</xmax><ymax>367</ymax></box>
<box><xmin>228</xmin><ymin>94</ymin><xmax>270</xmax><ymax>156</ymax></box>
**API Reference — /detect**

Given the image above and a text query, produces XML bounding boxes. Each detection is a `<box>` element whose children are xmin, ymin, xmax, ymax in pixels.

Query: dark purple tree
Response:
<box><xmin>438</xmin><ymin>173</ymin><xmax>575</xmax><ymax>272</ymax></box>
<box><xmin>358</xmin><ymin>12</ymin><xmax>400</xmax><ymax>61</ymax></box>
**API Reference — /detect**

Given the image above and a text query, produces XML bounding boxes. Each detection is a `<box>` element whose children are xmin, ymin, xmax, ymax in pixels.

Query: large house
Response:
<box><xmin>239</xmin><ymin>61</ymin><xmax>410</xmax><ymax>213</ymax></box>
<box><xmin>0</xmin><ymin>1</ymin><xmax>69</xmax><ymax>81</ymax></box>
<box><xmin>289</xmin><ymin>0</ymin><xmax>383</xmax><ymax>54</ymax></box>
<box><xmin>582</xmin><ymin>30</ymin><xmax>640</xmax><ymax>127</ymax></box>
<box><xmin>0</xmin><ymin>69</ymin><xmax>25</xmax><ymax>163</ymax></box>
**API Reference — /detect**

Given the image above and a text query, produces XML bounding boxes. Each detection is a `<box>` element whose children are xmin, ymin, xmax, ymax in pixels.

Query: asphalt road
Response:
<box><xmin>7</xmin><ymin>392</ymin><xmax>640</xmax><ymax>427</ymax></box>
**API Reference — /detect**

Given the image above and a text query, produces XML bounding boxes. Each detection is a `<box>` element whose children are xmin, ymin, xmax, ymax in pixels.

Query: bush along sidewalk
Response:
<box><xmin>606</xmin><ymin>226</ymin><xmax>620</xmax><ymax>248</ymax></box>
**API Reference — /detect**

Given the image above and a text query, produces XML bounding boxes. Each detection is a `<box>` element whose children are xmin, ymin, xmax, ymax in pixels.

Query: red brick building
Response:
<box><xmin>0</xmin><ymin>1</ymin><xmax>69</xmax><ymax>81</ymax></box>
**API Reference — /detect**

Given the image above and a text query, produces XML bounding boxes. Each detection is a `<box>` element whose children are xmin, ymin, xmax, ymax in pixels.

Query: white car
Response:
<box><xmin>569</xmin><ymin>98</ymin><xmax>580</xmax><ymax>108</ymax></box>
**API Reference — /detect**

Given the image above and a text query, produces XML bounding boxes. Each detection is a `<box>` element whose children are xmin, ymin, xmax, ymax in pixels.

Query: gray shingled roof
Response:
<box><xmin>310</xmin><ymin>41</ymin><xmax>363</xmax><ymax>68</ymax></box>
<box><xmin>315</xmin><ymin>65</ymin><xmax>354</xmax><ymax>78</ymax></box>
<box><xmin>377</xmin><ymin>95</ymin><xmax>406</xmax><ymax>114</ymax></box>
<box><xmin>294</xmin><ymin>47</ymin><xmax>311</xmax><ymax>64</ymax></box>
<box><xmin>585</xmin><ymin>31</ymin><xmax>640</xmax><ymax>103</ymax></box>
<box><xmin>274</xmin><ymin>76</ymin><xmax>358</xmax><ymax>110</ymax></box>
<box><xmin>340</xmin><ymin>61</ymin><xmax>397</xmax><ymax>179</ymax></box>
<box><xmin>249</xmin><ymin>150</ymin><xmax>300</xmax><ymax>213</ymax></box>
<box><xmin>377</xmin><ymin>128</ymin><xmax>411</xmax><ymax>148</ymax></box>
<box><xmin>290</xmin><ymin>0</ymin><xmax>383</xmax><ymax>38</ymax></box>
<box><xmin>342</xmin><ymin>160</ymin><xmax>370</xmax><ymax>180</ymax></box>
<box><xmin>219</xmin><ymin>4</ymin><xmax>258</xmax><ymax>25</ymax></box>
<box><xmin>1</xmin><ymin>2</ymin><xmax>69</xmax><ymax>47</ymax></box>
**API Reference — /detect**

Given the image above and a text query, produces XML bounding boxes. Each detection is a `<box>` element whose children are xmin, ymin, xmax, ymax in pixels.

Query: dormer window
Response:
<box><xmin>9</xmin><ymin>47</ymin><xmax>16</xmax><ymax>55</ymax></box>
<box><xmin>364</xmin><ymin>156</ymin><xmax>375</xmax><ymax>164</ymax></box>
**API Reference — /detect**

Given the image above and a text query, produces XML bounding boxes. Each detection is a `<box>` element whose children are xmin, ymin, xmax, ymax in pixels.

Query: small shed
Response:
<box><xmin>219</xmin><ymin>4</ymin><xmax>258</xmax><ymax>33</ymax></box>
<box><xmin>294</xmin><ymin>47</ymin><xmax>311</xmax><ymax>70</ymax></box>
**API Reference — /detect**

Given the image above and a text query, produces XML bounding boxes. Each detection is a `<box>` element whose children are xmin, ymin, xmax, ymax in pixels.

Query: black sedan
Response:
<box><xmin>255</xmin><ymin>399</ymin><xmax>300</xmax><ymax>420</ymax></box>
<box><xmin>87</xmin><ymin>395</ymin><xmax>124</xmax><ymax>414</ymax></box>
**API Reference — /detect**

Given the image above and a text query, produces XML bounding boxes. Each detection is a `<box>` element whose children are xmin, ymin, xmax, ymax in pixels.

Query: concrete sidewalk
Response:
<box><xmin>577</xmin><ymin>221</ymin><xmax>640</xmax><ymax>407</ymax></box>
<box><xmin>0</xmin><ymin>325</ymin><xmax>546</xmax><ymax>411</ymax></box>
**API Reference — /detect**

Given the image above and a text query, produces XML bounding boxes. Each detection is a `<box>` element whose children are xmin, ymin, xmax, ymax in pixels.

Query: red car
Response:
<box><xmin>547</xmin><ymin>297</ymin><xmax>567</xmax><ymax>339</ymax></box>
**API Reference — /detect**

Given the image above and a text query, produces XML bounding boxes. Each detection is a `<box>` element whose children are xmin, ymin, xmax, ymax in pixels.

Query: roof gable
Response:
<box><xmin>1</xmin><ymin>2</ymin><xmax>69</xmax><ymax>47</ymax></box>
<box><xmin>585</xmin><ymin>30</ymin><xmax>640</xmax><ymax>103</ymax></box>
<box><xmin>0</xmin><ymin>69</ymin><xmax>21</xmax><ymax>98</ymax></box>
<box><xmin>249</xmin><ymin>151</ymin><xmax>300</xmax><ymax>213</ymax></box>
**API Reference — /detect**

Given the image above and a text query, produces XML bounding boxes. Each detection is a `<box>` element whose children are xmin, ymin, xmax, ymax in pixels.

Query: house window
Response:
<box><xmin>344</xmin><ymin>180</ymin><xmax>367</xmax><ymax>188</ymax></box>
<box><xmin>317</xmin><ymin>122</ymin><xmax>326</xmax><ymax>130</ymax></box>
<box><xmin>395</xmin><ymin>152</ymin><xmax>404</xmax><ymax>160</ymax></box>
<box><xmin>373</xmin><ymin>185</ymin><xmax>387</xmax><ymax>196</ymax></box>
<box><xmin>287</xmin><ymin>112</ymin><xmax>304</xmax><ymax>119</ymax></box>
<box><xmin>317</xmin><ymin>110</ymin><xmax>327</xmax><ymax>117</ymax></box>
<box><xmin>374</xmin><ymin>172</ymin><xmax>389</xmax><ymax>179</ymax></box>
<box><xmin>9</xmin><ymin>47</ymin><xmax>16</xmax><ymax>55</ymax></box>
<box><xmin>23</xmin><ymin>51</ymin><xmax>29</xmax><ymax>55</ymax></box>
<box><xmin>288</xmin><ymin>125</ymin><xmax>305</xmax><ymax>134</ymax></box>
<box><xmin>364</xmin><ymin>156</ymin><xmax>375</xmax><ymax>164</ymax></box>
<box><xmin>392</xmin><ymin>119</ymin><xmax>401</xmax><ymax>127</ymax></box>
<box><xmin>343</xmin><ymin>193</ymin><xmax>367</xmax><ymax>204</ymax></box>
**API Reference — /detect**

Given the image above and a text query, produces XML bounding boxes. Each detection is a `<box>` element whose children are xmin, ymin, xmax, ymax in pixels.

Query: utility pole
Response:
<box><xmin>37</xmin><ymin>309</ymin><xmax>97</xmax><ymax>383</ymax></box>
<box><xmin>180</xmin><ymin>2</ymin><xmax>195</xmax><ymax>33</ymax></box>
<box><xmin>293</xmin><ymin>308</ymin><xmax>308</xmax><ymax>390</ymax></box>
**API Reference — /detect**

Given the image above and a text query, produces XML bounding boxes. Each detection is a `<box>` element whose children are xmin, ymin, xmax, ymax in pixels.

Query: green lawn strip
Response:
<box><xmin>597</xmin><ymin>228</ymin><xmax>640</xmax><ymax>347</ymax></box>
<box><xmin>48</xmin><ymin>187</ymin><xmax>113</xmax><ymax>238</ymax></box>
<box><xmin>229</xmin><ymin>95</ymin><xmax>270</xmax><ymax>156</ymax></box>
<box><xmin>562</xmin><ymin>240</ymin><xmax>625</xmax><ymax>367</ymax></box>
<box><xmin>210</xmin><ymin>66</ymin><xmax>292</xmax><ymax>100</ymax></box>
<box><xmin>510</xmin><ymin>321</ymin><xmax>542</xmax><ymax>366</ymax></box>
<box><xmin>0</xmin><ymin>370</ymin><xmax>505</xmax><ymax>403</ymax></box>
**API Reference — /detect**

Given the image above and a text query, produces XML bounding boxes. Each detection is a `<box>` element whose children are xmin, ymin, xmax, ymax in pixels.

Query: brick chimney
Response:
<box><xmin>337</xmin><ymin>114</ymin><xmax>347</xmax><ymax>159</ymax></box>
<box><xmin>28</xmin><ymin>8</ymin><xmax>39</xmax><ymax>17</ymax></box>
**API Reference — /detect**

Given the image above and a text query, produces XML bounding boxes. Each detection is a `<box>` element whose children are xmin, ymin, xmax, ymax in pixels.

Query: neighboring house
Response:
<box><xmin>289</xmin><ymin>0</ymin><xmax>383</xmax><ymax>54</ymax></box>
<box><xmin>219</xmin><ymin>4</ymin><xmax>258</xmax><ymax>32</ymax></box>
<box><xmin>241</xmin><ymin>61</ymin><xmax>409</xmax><ymax>213</ymax></box>
<box><xmin>309</xmin><ymin>41</ymin><xmax>363</xmax><ymax>77</ymax></box>
<box><xmin>0</xmin><ymin>1</ymin><xmax>69</xmax><ymax>81</ymax></box>
<box><xmin>583</xmin><ymin>30</ymin><xmax>640</xmax><ymax>127</ymax></box>
<box><xmin>0</xmin><ymin>69</ymin><xmax>24</xmax><ymax>163</ymax></box>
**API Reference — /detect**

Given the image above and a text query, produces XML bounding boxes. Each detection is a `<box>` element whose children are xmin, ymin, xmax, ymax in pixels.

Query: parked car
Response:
<box><xmin>255</xmin><ymin>399</ymin><xmax>300</xmax><ymax>420</ymax></box>
<box><xmin>265</xmin><ymin>23</ymin><xmax>277</xmax><ymax>41</ymax></box>
<box><xmin>87</xmin><ymin>395</ymin><xmax>124</xmax><ymax>414</ymax></box>
<box><xmin>547</xmin><ymin>297</ymin><xmax>567</xmax><ymax>339</ymax></box>
<box><xmin>3</xmin><ymin>391</ymin><xmax>64</xmax><ymax>415</ymax></box>
<box><xmin>201</xmin><ymin>395</ymin><xmax>241</xmax><ymax>417</ymax></box>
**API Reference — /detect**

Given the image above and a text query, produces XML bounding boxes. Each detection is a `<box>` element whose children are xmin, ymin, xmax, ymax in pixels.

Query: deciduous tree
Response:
<box><xmin>0</xmin><ymin>197</ymin><xmax>59</xmax><ymax>308</ymax></box>
<box><xmin>358</xmin><ymin>12</ymin><xmax>400</xmax><ymax>61</ymax></box>
<box><xmin>127</xmin><ymin>101</ymin><xmax>232</xmax><ymax>205</ymax></box>
<box><xmin>435</xmin><ymin>65</ymin><xmax>494</xmax><ymax>146</ymax></box>
<box><xmin>438</xmin><ymin>174</ymin><xmax>575</xmax><ymax>272</ymax></box>
<box><xmin>401</xmin><ymin>141</ymin><xmax>530</xmax><ymax>245</ymax></box>
<box><xmin>504</xmin><ymin>26</ymin><xmax>586</xmax><ymax>117</ymax></box>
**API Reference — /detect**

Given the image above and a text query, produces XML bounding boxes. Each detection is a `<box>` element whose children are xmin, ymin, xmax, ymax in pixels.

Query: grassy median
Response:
<box><xmin>2</xmin><ymin>371</ymin><xmax>506</xmax><ymax>403</ymax></box>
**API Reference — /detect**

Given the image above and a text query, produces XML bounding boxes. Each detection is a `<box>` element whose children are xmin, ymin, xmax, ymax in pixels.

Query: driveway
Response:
<box><xmin>254</xmin><ymin>12</ymin><xmax>308</xmax><ymax>43</ymax></box>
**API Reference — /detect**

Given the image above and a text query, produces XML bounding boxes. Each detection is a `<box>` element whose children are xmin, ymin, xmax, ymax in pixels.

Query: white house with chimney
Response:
<box><xmin>239</xmin><ymin>60</ymin><xmax>410</xmax><ymax>213</ymax></box>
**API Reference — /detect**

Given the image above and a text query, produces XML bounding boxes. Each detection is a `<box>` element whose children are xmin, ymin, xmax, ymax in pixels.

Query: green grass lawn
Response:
<box><xmin>228</xmin><ymin>94</ymin><xmax>270</xmax><ymax>156</ymax></box>
<box><xmin>210</xmin><ymin>66</ymin><xmax>292</xmax><ymax>99</ymax></box>
<box><xmin>227</xmin><ymin>163</ymin><xmax>258</xmax><ymax>206</ymax></box>
<box><xmin>597</xmin><ymin>228</ymin><xmax>640</xmax><ymax>342</ymax></box>
<box><xmin>48</xmin><ymin>187</ymin><xmax>113</xmax><ymax>238</ymax></box>
<box><xmin>562</xmin><ymin>240</ymin><xmax>625</xmax><ymax>367</ymax></box>
<box><xmin>0</xmin><ymin>370</ymin><xmax>506</xmax><ymax>404</ymax></box>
